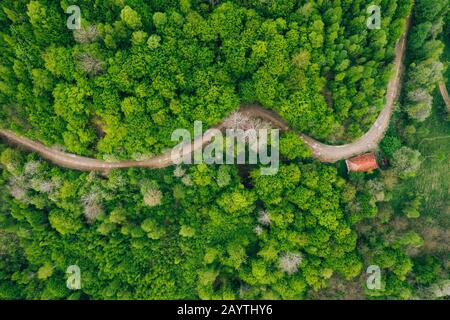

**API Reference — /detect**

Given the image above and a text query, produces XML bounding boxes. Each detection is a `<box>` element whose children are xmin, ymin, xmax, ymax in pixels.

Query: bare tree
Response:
<box><xmin>77</xmin><ymin>53</ymin><xmax>103</xmax><ymax>76</ymax></box>
<box><xmin>81</xmin><ymin>189</ymin><xmax>103</xmax><ymax>222</ymax></box>
<box><xmin>279</xmin><ymin>252</ymin><xmax>303</xmax><ymax>275</ymax></box>
<box><xmin>84</xmin><ymin>202</ymin><xmax>103</xmax><ymax>222</ymax></box>
<box><xmin>8</xmin><ymin>185</ymin><xmax>28</xmax><ymax>203</ymax></box>
<box><xmin>222</xmin><ymin>111</ymin><xmax>271</xmax><ymax>131</ymax></box>
<box><xmin>103</xmin><ymin>154</ymin><xmax>120</xmax><ymax>163</ymax></box>
<box><xmin>8</xmin><ymin>175</ymin><xmax>26</xmax><ymax>186</ymax></box>
<box><xmin>366</xmin><ymin>179</ymin><xmax>385</xmax><ymax>203</ymax></box>
<box><xmin>39</xmin><ymin>180</ymin><xmax>57</xmax><ymax>194</ymax></box>
<box><xmin>223</xmin><ymin>111</ymin><xmax>251</xmax><ymax>130</ymax></box>
<box><xmin>24</xmin><ymin>160</ymin><xmax>42</xmax><ymax>176</ymax></box>
<box><xmin>8</xmin><ymin>176</ymin><xmax>29</xmax><ymax>203</ymax></box>
<box><xmin>51</xmin><ymin>144</ymin><xmax>67</xmax><ymax>152</ymax></box>
<box><xmin>81</xmin><ymin>190</ymin><xmax>100</xmax><ymax>207</ymax></box>
<box><xmin>132</xmin><ymin>152</ymin><xmax>154</xmax><ymax>161</ymax></box>
<box><xmin>407</xmin><ymin>88</ymin><xmax>432</xmax><ymax>105</ymax></box>
<box><xmin>222</xmin><ymin>111</ymin><xmax>273</xmax><ymax>155</ymax></box>
<box><xmin>429</xmin><ymin>21</ymin><xmax>444</xmax><ymax>39</ymax></box>
<box><xmin>74</xmin><ymin>26</ymin><xmax>99</xmax><ymax>44</ymax></box>
<box><xmin>0</xmin><ymin>231</ymin><xmax>21</xmax><ymax>256</ymax></box>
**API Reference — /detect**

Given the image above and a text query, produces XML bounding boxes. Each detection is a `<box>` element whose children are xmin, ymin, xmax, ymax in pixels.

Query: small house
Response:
<box><xmin>345</xmin><ymin>152</ymin><xmax>379</xmax><ymax>172</ymax></box>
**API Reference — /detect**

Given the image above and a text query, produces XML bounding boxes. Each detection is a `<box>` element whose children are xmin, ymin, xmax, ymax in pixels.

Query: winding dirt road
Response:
<box><xmin>0</xmin><ymin>19</ymin><xmax>410</xmax><ymax>172</ymax></box>
<box><xmin>439</xmin><ymin>82</ymin><xmax>450</xmax><ymax>113</ymax></box>
<box><xmin>301</xmin><ymin>23</ymin><xmax>409</xmax><ymax>162</ymax></box>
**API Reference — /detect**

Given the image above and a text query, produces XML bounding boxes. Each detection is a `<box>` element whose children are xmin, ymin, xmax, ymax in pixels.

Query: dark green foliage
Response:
<box><xmin>380</xmin><ymin>135</ymin><xmax>402</xmax><ymax>156</ymax></box>
<box><xmin>413</xmin><ymin>256</ymin><xmax>441</xmax><ymax>285</ymax></box>
<box><xmin>402</xmin><ymin>0</ymin><xmax>447</xmax><ymax>122</ymax></box>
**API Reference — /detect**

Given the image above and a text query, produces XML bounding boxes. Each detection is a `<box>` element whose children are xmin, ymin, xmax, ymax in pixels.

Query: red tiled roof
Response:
<box><xmin>346</xmin><ymin>152</ymin><xmax>379</xmax><ymax>172</ymax></box>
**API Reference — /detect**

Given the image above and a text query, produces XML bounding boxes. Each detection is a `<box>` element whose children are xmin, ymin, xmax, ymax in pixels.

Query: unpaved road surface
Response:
<box><xmin>301</xmin><ymin>21</ymin><xmax>409</xmax><ymax>162</ymax></box>
<box><xmin>0</xmin><ymin>19</ymin><xmax>410</xmax><ymax>171</ymax></box>
<box><xmin>439</xmin><ymin>82</ymin><xmax>450</xmax><ymax>113</ymax></box>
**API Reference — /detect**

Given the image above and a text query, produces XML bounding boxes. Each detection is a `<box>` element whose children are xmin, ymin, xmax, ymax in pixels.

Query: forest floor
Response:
<box><xmin>440</xmin><ymin>32</ymin><xmax>450</xmax><ymax>113</ymax></box>
<box><xmin>392</xmin><ymin>87</ymin><xmax>450</xmax><ymax>253</ymax></box>
<box><xmin>0</xmin><ymin>18</ymin><xmax>410</xmax><ymax>171</ymax></box>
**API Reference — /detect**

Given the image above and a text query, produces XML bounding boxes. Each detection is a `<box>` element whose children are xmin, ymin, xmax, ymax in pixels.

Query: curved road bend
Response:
<box><xmin>0</xmin><ymin>17</ymin><xmax>410</xmax><ymax>171</ymax></box>
<box><xmin>439</xmin><ymin>82</ymin><xmax>450</xmax><ymax>113</ymax></box>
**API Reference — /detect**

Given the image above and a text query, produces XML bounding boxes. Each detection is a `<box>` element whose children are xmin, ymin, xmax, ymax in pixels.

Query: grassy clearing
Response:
<box><xmin>393</xmin><ymin>87</ymin><xmax>449</xmax><ymax>226</ymax></box>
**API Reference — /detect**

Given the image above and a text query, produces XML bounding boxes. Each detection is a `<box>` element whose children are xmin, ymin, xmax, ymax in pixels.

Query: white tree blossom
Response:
<box><xmin>181</xmin><ymin>175</ymin><xmax>193</xmax><ymax>186</ymax></box>
<box><xmin>253</xmin><ymin>225</ymin><xmax>263</xmax><ymax>236</ymax></box>
<box><xmin>407</xmin><ymin>88</ymin><xmax>432</xmax><ymax>105</ymax></box>
<box><xmin>143</xmin><ymin>188</ymin><xmax>163</xmax><ymax>207</ymax></box>
<box><xmin>8</xmin><ymin>185</ymin><xmax>28</xmax><ymax>202</ymax></box>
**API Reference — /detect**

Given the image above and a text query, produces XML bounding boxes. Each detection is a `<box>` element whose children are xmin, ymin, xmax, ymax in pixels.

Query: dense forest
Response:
<box><xmin>0</xmin><ymin>0</ymin><xmax>448</xmax><ymax>300</ymax></box>
<box><xmin>314</xmin><ymin>0</ymin><xmax>449</xmax><ymax>299</ymax></box>
<box><xmin>0</xmin><ymin>146</ymin><xmax>377</xmax><ymax>299</ymax></box>
<box><xmin>0</xmin><ymin>0</ymin><xmax>411</xmax><ymax>159</ymax></box>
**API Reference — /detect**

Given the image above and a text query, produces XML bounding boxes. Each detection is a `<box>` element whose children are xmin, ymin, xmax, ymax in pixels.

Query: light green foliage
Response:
<box><xmin>48</xmin><ymin>210</ymin><xmax>82</xmax><ymax>236</ymax></box>
<box><xmin>179</xmin><ymin>225</ymin><xmax>195</xmax><ymax>238</ymax></box>
<box><xmin>37</xmin><ymin>262</ymin><xmax>53</xmax><ymax>280</ymax></box>
<box><xmin>279</xmin><ymin>132</ymin><xmax>312</xmax><ymax>160</ymax></box>
<box><xmin>120</xmin><ymin>6</ymin><xmax>142</xmax><ymax>30</ymax></box>
<box><xmin>147</xmin><ymin>34</ymin><xmax>161</xmax><ymax>50</ymax></box>
<box><xmin>131</xmin><ymin>31</ymin><xmax>148</xmax><ymax>46</ymax></box>
<box><xmin>152</xmin><ymin>12</ymin><xmax>167</xmax><ymax>29</ymax></box>
<box><xmin>141</xmin><ymin>218</ymin><xmax>165</xmax><ymax>239</ymax></box>
<box><xmin>216</xmin><ymin>188</ymin><xmax>256</xmax><ymax>214</ymax></box>
<box><xmin>216</xmin><ymin>165</ymin><xmax>231</xmax><ymax>187</ymax></box>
